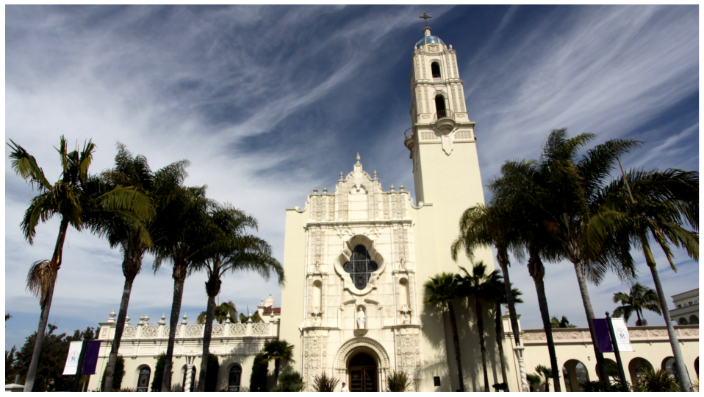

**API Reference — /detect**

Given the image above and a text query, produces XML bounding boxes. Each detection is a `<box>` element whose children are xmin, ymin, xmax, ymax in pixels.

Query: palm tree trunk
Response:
<box><xmin>161</xmin><ymin>263</ymin><xmax>188</xmax><ymax>392</ymax></box>
<box><xmin>274</xmin><ymin>359</ymin><xmax>281</xmax><ymax>384</ymax></box>
<box><xmin>528</xmin><ymin>251</ymin><xmax>561</xmax><ymax>392</ymax></box>
<box><xmin>641</xmin><ymin>238</ymin><xmax>692</xmax><ymax>392</ymax></box>
<box><xmin>103</xmin><ymin>273</ymin><xmax>137</xmax><ymax>391</ymax></box>
<box><xmin>475</xmin><ymin>297</ymin><xmax>490</xmax><ymax>392</ymax></box>
<box><xmin>496</xmin><ymin>252</ymin><xmax>528</xmax><ymax>391</ymax></box>
<box><xmin>635</xmin><ymin>309</ymin><xmax>642</xmax><ymax>326</ymax></box>
<box><xmin>24</xmin><ymin>217</ymin><xmax>68</xmax><ymax>392</ymax></box>
<box><xmin>495</xmin><ymin>301</ymin><xmax>508</xmax><ymax>391</ymax></box>
<box><xmin>197</xmin><ymin>292</ymin><xmax>217</xmax><ymax>391</ymax></box>
<box><xmin>447</xmin><ymin>301</ymin><xmax>465</xmax><ymax>392</ymax></box>
<box><xmin>572</xmin><ymin>260</ymin><xmax>609</xmax><ymax>383</ymax></box>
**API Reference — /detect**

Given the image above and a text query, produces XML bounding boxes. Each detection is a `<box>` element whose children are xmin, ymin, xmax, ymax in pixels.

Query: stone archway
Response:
<box><xmin>334</xmin><ymin>337</ymin><xmax>391</xmax><ymax>392</ymax></box>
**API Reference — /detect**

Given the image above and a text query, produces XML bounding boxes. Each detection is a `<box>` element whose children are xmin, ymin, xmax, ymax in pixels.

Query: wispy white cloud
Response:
<box><xmin>5</xmin><ymin>5</ymin><xmax>698</xmax><ymax>348</ymax></box>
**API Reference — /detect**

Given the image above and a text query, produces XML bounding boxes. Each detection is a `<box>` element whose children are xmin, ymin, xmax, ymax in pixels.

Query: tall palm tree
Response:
<box><xmin>491</xmin><ymin>280</ymin><xmax>523</xmax><ymax>391</ymax></box>
<box><xmin>550</xmin><ymin>316</ymin><xmax>576</xmax><ymax>328</ymax></box>
<box><xmin>490</xmin><ymin>159</ymin><xmax>563</xmax><ymax>392</ymax></box>
<box><xmin>493</xmin><ymin>130</ymin><xmax>640</xmax><ymax>383</ymax></box>
<box><xmin>451</xmin><ymin>203</ymin><xmax>529</xmax><ymax>391</ymax></box>
<box><xmin>456</xmin><ymin>262</ymin><xmax>499</xmax><ymax>392</ymax></box>
<box><xmin>7</xmin><ymin>137</ymin><xmax>150</xmax><ymax>392</ymax></box>
<box><xmin>612</xmin><ymin>283</ymin><xmax>661</xmax><ymax>326</ymax></box>
<box><xmin>423</xmin><ymin>273</ymin><xmax>465</xmax><ymax>392</ymax></box>
<box><xmin>194</xmin><ymin>204</ymin><xmax>284</xmax><ymax>392</ymax></box>
<box><xmin>262</xmin><ymin>340</ymin><xmax>296</xmax><ymax>385</ymax></box>
<box><xmin>89</xmin><ymin>144</ymin><xmax>188</xmax><ymax>391</ymax></box>
<box><xmin>153</xmin><ymin>186</ymin><xmax>214</xmax><ymax>392</ymax></box>
<box><xmin>197</xmin><ymin>301</ymin><xmax>237</xmax><ymax>324</ymax></box>
<box><xmin>595</xmin><ymin>168</ymin><xmax>698</xmax><ymax>391</ymax></box>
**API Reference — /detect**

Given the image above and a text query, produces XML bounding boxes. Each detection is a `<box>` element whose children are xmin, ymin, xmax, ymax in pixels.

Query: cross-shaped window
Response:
<box><xmin>343</xmin><ymin>245</ymin><xmax>379</xmax><ymax>290</ymax></box>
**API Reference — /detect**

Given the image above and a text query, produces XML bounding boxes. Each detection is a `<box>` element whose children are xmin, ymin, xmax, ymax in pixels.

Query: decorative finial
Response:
<box><xmin>313</xmin><ymin>187</ymin><xmax>318</xmax><ymax>193</ymax></box>
<box><xmin>373</xmin><ymin>170</ymin><xmax>377</xmax><ymax>179</ymax></box>
<box><xmin>400</xmin><ymin>185</ymin><xmax>404</xmax><ymax>191</ymax></box>
<box><xmin>144</xmin><ymin>314</ymin><xmax>149</xmax><ymax>322</ymax></box>
<box><xmin>182</xmin><ymin>313</ymin><xmax>188</xmax><ymax>325</ymax></box>
<box><xmin>339</xmin><ymin>172</ymin><xmax>343</xmax><ymax>181</ymax></box>
<box><xmin>125</xmin><ymin>314</ymin><xmax>131</xmax><ymax>323</ymax></box>
<box><xmin>323</xmin><ymin>187</ymin><xmax>327</xmax><ymax>193</ymax></box>
<box><xmin>108</xmin><ymin>310</ymin><xmax>117</xmax><ymax>323</ymax></box>
<box><xmin>390</xmin><ymin>184</ymin><xmax>395</xmax><ymax>191</ymax></box>
<box><xmin>420</xmin><ymin>12</ymin><xmax>432</xmax><ymax>28</ymax></box>
<box><xmin>158</xmin><ymin>314</ymin><xmax>166</xmax><ymax>325</ymax></box>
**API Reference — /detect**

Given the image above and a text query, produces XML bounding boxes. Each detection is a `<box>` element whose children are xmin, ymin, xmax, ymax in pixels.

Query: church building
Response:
<box><xmin>278</xmin><ymin>23</ymin><xmax>498</xmax><ymax>392</ymax></box>
<box><xmin>85</xmin><ymin>21</ymin><xmax>699</xmax><ymax>393</ymax></box>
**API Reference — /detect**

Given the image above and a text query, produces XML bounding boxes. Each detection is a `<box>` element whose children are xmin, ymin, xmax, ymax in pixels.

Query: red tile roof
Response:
<box><xmin>263</xmin><ymin>307</ymin><xmax>281</xmax><ymax>314</ymax></box>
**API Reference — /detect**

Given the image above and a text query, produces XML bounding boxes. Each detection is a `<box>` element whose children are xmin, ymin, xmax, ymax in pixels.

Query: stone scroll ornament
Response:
<box><xmin>343</xmin><ymin>245</ymin><xmax>379</xmax><ymax>290</ymax></box>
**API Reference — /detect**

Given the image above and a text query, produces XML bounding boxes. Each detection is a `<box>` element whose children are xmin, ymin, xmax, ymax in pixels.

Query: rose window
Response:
<box><xmin>343</xmin><ymin>245</ymin><xmax>379</xmax><ymax>290</ymax></box>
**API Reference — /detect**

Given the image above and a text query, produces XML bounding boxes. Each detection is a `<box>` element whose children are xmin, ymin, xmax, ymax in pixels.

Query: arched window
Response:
<box><xmin>343</xmin><ymin>245</ymin><xmax>378</xmax><ymax>290</ymax></box>
<box><xmin>229</xmin><ymin>365</ymin><xmax>243</xmax><ymax>391</ymax></box>
<box><xmin>431</xmin><ymin>62</ymin><xmax>441</xmax><ymax>78</ymax></box>
<box><xmin>689</xmin><ymin>315</ymin><xmax>699</xmax><ymax>324</ymax></box>
<box><xmin>136</xmin><ymin>366</ymin><xmax>151</xmax><ymax>392</ymax></box>
<box><xmin>679</xmin><ymin>317</ymin><xmax>689</xmax><ymax>325</ymax></box>
<box><xmin>435</xmin><ymin>95</ymin><xmax>447</xmax><ymax>118</ymax></box>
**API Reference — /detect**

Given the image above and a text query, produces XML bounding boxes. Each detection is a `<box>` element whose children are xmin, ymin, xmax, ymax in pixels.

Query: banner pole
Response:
<box><xmin>72</xmin><ymin>339</ymin><xmax>89</xmax><ymax>392</ymax></box>
<box><xmin>606</xmin><ymin>312</ymin><xmax>630</xmax><ymax>392</ymax></box>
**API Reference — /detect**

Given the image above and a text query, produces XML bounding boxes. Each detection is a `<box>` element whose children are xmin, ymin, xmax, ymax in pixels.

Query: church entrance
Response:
<box><xmin>348</xmin><ymin>352</ymin><xmax>378</xmax><ymax>392</ymax></box>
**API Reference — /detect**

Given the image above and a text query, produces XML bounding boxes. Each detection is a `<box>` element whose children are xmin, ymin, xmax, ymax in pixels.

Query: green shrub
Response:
<box><xmin>150</xmin><ymin>353</ymin><xmax>172</xmax><ymax>391</ymax></box>
<box><xmin>101</xmin><ymin>356</ymin><xmax>125</xmax><ymax>391</ymax></box>
<box><xmin>249</xmin><ymin>352</ymin><xmax>268</xmax><ymax>392</ymax></box>
<box><xmin>205</xmin><ymin>354</ymin><xmax>220</xmax><ymax>392</ymax></box>
<box><xmin>312</xmin><ymin>372</ymin><xmax>339</xmax><ymax>392</ymax></box>
<box><xmin>271</xmin><ymin>371</ymin><xmax>304</xmax><ymax>392</ymax></box>
<box><xmin>387</xmin><ymin>370</ymin><xmax>411</xmax><ymax>392</ymax></box>
<box><xmin>633</xmin><ymin>367</ymin><xmax>679</xmax><ymax>392</ymax></box>
<box><xmin>579</xmin><ymin>381</ymin><xmax>610</xmax><ymax>392</ymax></box>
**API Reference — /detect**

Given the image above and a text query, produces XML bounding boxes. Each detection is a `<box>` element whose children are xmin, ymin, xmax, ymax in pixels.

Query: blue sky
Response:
<box><xmin>5</xmin><ymin>5</ymin><xmax>699</xmax><ymax>350</ymax></box>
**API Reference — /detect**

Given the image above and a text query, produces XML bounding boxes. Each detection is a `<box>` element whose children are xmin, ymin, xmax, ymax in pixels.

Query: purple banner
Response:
<box><xmin>81</xmin><ymin>341</ymin><xmax>101</xmax><ymax>375</ymax></box>
<box><xmin>592</xmin><ymin>319</ymin><xmax>613</xmax><ymax>352</ymax></box>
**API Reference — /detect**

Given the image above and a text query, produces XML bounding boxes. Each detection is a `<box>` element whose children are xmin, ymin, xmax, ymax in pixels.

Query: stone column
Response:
<box><xmin>514</xmin><ymin>346</ymin><xmax>529</xmax><ymax>392</ymax></box>
<box><xmin>184</xmin><ymin>356</ymin><xmax>196</xmax><ymax>392</ymax></box>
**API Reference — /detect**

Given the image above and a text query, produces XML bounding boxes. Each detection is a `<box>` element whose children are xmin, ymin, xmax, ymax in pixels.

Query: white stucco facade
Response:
<box><xmin>85</xmin><ymin>25</ymin><xmax>700</xmax><ymax>393</ymax></box>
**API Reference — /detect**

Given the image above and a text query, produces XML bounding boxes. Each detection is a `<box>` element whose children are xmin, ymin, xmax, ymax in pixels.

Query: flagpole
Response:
<box><xmin>606</xmin><ymin>312</ymin><xmax>629</xmax><ymax>392</ymax></box>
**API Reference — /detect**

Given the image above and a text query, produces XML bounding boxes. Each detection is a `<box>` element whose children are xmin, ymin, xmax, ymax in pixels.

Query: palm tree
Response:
<box><xmin>490</xmin><ymin>159</ymin><xmax>563</xmax><ymax>391</ymax></box>
<box><xmin>612</xmin><ymin>283</ymin><xmax>661</xmax><ymax>326</ymax></box>
<box><xmin>491</xmin><ymin>280</ymin><xmax>523</xmax><ymax>391</ymax></box>
<box><xmin>550</xmin><ymin>316</ymin><xmax>576</xmax><ymax>328</ymax></box>
<box><xmin>88</xmin><ymin>144</ymin><xmax>188</xmax><ymax>391</ymax></box>
<box><xmin>423</xmin><ymin>273</ymin><xmax>465</xmax><ymax>392</ymax></box>
<box><xmin>451</xmin><ymin>203</ymin><xmax>529</xmax><ymax>391</ymax></box>
<box><xmin>7</xmin><ymin>137</ymin><xmax>150</xmax><ymax>392</ymax></box>
<box><xmin>194</xmin><ymin>204</ymin><xmax>284</xmax><ymax>392</ymax></box>
<box><xmin>456</xmin><ymin>262</ymin><xmax>498</xmax><ymax>392</ymax></box>
<box><xmin>262</xmin><ymin>340</ymin><xmax>296</xmax><ymax>385</ymax></box>
<box><xmin>526</xmin><ymin>374</ymin><xmax>542</xmax><ymax>392</ymax></box>
<box><xmin>492</xmin><ymin>130</ymin><xmax>640</xmax><ymax>384</ymax></box>
<box><xmin>197</xmin><ymin>301</ymin><xmax>237</xmax><ymax>324</ymax></box>
<box><xmin>595</xmin><ymin>168</ymin><xmax>698</xmax><ymax>391</ymax></box>
<box><xmin>153</xmin><ymin>186</ymin><xmax>214</xmax><ymax>392</ymax></box>
<box><xmin>535</xmin><ymin>365</ymin><xmax>553</xmax><ymax>392</ymax></box>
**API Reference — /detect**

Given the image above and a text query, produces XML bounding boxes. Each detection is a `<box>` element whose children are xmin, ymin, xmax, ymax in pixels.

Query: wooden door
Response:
<box><xmin>349</xmin><ymin>366</ymin><xmax>377</xmax><ymax>392</ymax></box>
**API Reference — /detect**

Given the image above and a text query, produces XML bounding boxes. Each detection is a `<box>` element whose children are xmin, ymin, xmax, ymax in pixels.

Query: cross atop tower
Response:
<box><xmin>419</xmin><ymin>12</ymin><xmax>432</xmax><ymax>27</ymax></box>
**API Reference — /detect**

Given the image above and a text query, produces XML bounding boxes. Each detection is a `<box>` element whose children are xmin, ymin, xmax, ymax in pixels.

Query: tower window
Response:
<box><xmin>431</xmin><ymin>62</ymin><xmax>441</xmax><ymax>78</ymax></box>
<box><xmin>435</xmin><ymin>95</ymin><xmax>447</xmax><ymax>118</ymax></box>
<box><xmin>343</xmin><ymin>245</ymin><xmax>379</xmax><ymax>290</ymax></box>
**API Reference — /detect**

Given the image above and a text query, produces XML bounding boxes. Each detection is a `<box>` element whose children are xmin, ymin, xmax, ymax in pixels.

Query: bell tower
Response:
<box><xmin>404</xmin><ymin>18</ymin><xmax>490</xmax><ymax>268</ymax></box>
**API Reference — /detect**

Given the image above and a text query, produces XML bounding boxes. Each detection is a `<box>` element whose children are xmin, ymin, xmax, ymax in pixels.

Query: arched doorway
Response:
<box><xmin>348</xmin><ymin>352</ymin><xmax>378</xmax><ymax>392</ymax></box>
<box><xmin>563</xmin><ymin>359</ymin><xmax>589</xmax><ymax>392</ymax></box>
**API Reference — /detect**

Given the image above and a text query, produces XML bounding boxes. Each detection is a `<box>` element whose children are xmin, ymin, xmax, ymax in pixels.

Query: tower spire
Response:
<box><xmin>419</xmin><ymin>12</ymin><xmax>432</xmax><ymax>27</ymax></box>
